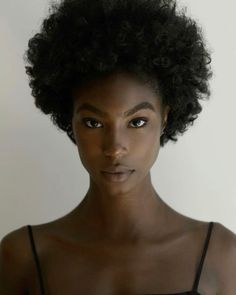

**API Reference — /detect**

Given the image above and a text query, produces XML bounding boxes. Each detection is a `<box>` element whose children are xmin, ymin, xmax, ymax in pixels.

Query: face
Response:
<box><xmin>72</xmin><ymin>72</ymin><xmax>169</xmax><ymax>195</ymax></box>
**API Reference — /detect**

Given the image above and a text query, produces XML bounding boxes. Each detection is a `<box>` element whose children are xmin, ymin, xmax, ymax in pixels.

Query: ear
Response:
<box><xmin>162</xmin><ymin>105</ymin><xmax>170</xmax><ymax>129</ymax></box>
<box><xmin>69</xmin><ymin>121</ymin><xmax>78</xmax><ymax>145</ymax></box>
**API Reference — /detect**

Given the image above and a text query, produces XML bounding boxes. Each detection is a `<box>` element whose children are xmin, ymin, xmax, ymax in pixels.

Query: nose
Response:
<box><xmin>103</xmin><ymin>144</ymin><xmax>127</xmax><ymax>159</ymax></box>
<box><xmin>102</xmin><ymin>128</ymin><xmax>128</xmax><ymax>160</ymax></box>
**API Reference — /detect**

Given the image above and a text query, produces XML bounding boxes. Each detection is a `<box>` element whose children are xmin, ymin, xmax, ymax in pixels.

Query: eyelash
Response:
<box><xmin>82</xmin><ymin>117</ymin><xmax>149</xmax><ymax>129</ymax></box>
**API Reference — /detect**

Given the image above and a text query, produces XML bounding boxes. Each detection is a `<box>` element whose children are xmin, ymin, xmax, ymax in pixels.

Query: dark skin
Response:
<box><xmin>1</xmin><ymin>72</ymin><xmax>236</xmax><ymax>295</ymax></box>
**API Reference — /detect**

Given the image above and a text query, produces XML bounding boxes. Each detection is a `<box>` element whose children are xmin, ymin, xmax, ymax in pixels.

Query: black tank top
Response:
<box><xmin>27</xmin><ymin>221</ymin><xmax>214</xmax><ymax>295</ymax></box>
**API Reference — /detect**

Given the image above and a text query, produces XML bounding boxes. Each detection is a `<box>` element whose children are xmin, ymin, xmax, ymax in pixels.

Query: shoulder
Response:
<box><xmin>0</xmin><ymin>225</ymin><xmax>31</xmax><ymax>293</ymax></box>
<box><xmin>0</xmin><ymin>225</ymin><xmax>30</xmax><ymax>268</ymax></box>
<box><xmin>188</xmin><ymin>220</ymin><xmax>236</xmax><ymax>294</ymax></box>
<box><xmin>213</xmin><ymin>221</ymin><xmax>236</xmax><ymax>244</ymax></box>
<box><xmin>211</xmin><ymin>222</ymin><xmax>236</xmax><ymax>294</ymax></box>
<box><xmin>211</xmin><ymin>221</ymin><xmax>236</xmax><ymax>257</ymax></box>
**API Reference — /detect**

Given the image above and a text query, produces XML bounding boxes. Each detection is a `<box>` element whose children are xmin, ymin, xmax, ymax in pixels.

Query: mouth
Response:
<box><xmin>101</xmin><ymin>170</ymin><xmax>134</xmax><ymax>182</ymax></box>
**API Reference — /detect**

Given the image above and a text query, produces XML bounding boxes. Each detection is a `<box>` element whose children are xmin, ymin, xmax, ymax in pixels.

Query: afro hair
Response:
<box><xmin>24</xmin><ymin>0</ymin><xmax>212</xmax><ymax>147</ymax></box>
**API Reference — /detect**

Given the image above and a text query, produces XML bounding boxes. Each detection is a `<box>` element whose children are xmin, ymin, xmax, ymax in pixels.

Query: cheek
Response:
<box><xmin>73</xmin><ymin>129</ymin><xmax>102</xmax><ymax>172</ymax></box>
<box><xmin>134</xmin><ymin>128</ymin><xmax>161</xmax><ymax>169</ymax></box>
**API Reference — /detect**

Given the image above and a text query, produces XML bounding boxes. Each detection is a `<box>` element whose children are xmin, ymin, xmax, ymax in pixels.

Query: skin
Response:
<box><xmin>1</xmin><ymin>72</ymin><xmax>236</xmax><ymax>294</ymax></box>
<box><xmin>71</xmin><ymin>71</ymin><xmax>171</xmax><ymax>243</ymax></box>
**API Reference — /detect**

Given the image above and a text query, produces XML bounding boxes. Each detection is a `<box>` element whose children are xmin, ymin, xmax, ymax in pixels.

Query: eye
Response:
<box><xmin>82</xmin><ymin>117</ymin><xmax>149</xmax><ymax>129</ymax></box>
<box><xmin>129</xmin><ymin>117</ymin><xmax>148</xmax><ymax>128</ymax></box>
<box><xmin>82</xmin><ymin>118</ymin><xmax>102</xmax><ymax>128</ymax></box>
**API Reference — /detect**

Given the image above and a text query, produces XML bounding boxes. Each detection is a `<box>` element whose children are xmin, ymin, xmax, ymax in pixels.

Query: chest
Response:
<box><xmin>27</xmin><ymin>240</ymin><xmax>217</xmax><ymax>295</ymax></box>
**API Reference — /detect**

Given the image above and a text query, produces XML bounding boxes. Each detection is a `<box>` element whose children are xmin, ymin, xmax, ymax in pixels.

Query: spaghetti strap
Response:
<box><xmin>25</xmin><ymin>222</ymin><xmax>214</xmax><ymax>295</ymax></box>
<box><xmin>27</xmin><ymin>225</ymin><xmax>46</xmax><ymax>295</ymax></box>
<box><xmin>192</xmin><ymin>221</ymin><xmax>214</xmax><ymax>291</ymax></box>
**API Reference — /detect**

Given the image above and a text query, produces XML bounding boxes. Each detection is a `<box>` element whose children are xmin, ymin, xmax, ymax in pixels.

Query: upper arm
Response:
<box><xmin>0</xmin><ymin>227</ymin><xmax>30</xmax><ymax>294</ymax></box>
<box><xmin>214</xmin><ymin>222</ymin><xmax>236</xmax><ymax>295</ymax></box>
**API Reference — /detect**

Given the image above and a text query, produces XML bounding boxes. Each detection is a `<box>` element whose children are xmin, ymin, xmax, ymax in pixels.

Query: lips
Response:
<box><xmin>101</xmin><ymin>166</ymin><xmax>134</xmax><ymax>174</ymax></box>
<box><xmin>101</xmin><ymin>166</ymin><xmax>134</xmax><ymax>182</ymax></box>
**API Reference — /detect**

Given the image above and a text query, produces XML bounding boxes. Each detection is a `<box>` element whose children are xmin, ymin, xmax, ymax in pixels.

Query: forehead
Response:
<box><xmin>72</xmin><ymin>72</ymin><xmax>163</xmax><ymax>114</ymax></box>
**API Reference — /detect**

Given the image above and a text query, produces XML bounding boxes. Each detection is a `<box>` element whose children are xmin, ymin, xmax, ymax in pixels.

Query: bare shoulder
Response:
<box><xmin>212</xmin><ymin>221</ymin><xmax>236</xmax><ymax>258</ymax></box>
<box><xmin>211</xmin><ymin>222</ymin><xmax>236</xmax><ymax>294</ymax></box>
<box><xmin>183</xmin><ymin>218</ymin><xmax>236</xmax><ymax>294</ymax></box>
<box><xmin>213</xmin><ymin>221</ymin><xmax>236</xmax><ymax>244</ymax></box>
<box><xmin>0</xmin><ymin>225</ymin><xmax>30</xmax><ymax>269</ymax></box>
<box><xmin>0</xmin><ymin>226</ymin><xmax>31</xmax><ymax>294</ymax></box>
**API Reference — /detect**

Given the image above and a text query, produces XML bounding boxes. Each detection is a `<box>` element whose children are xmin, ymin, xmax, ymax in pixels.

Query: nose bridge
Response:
<box><xmin>103</xmin><ymin>123</ymin><xmax>128</xmax><ymax>157</ymax></box>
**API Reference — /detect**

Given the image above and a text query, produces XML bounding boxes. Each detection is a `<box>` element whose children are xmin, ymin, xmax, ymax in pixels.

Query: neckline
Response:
<box><xmin>144</xmin><ymin>291</ymin><xmax>201</xmax><ymax>294</ymax></box>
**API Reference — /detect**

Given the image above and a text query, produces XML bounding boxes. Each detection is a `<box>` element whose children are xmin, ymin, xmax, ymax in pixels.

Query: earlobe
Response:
<box><xmin>164</xmin><ymin>105</ymin><xmax>171</xmax><ymax>119</ymax></box>
<box><xmin>161</xmin><ymin>123</ymin><xmax>166</xmax><ymax>136</ymax></box>
<box><xmin>161</xmin><ymin>105</ymin><xmax>170</xmax><ymax>136</ymax></box>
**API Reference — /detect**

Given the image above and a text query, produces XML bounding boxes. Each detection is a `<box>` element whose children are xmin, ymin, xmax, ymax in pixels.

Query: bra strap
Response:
<box><xmin>27</xmin><ymin>225</ymin><xmax>46</xmax><ymax>295</ymax></box>
<box><xmin>192</xmin><ymin>221</ymin><xmax>214</xmax><ymax>291</ymax></box>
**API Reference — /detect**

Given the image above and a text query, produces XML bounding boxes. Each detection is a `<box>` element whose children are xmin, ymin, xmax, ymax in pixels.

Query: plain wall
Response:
<box><xmin>0</xmin><ymin>0</ymin><xmax>235</xmax><ymax>239</ymax></box>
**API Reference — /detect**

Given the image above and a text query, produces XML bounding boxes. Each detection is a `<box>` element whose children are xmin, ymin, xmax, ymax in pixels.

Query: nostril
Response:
<box><xmin>103</xmin><ymin>147</ymin><xmax>127</xmax><ymax>158</ymax></box>
<box><xmin>103</xmin><ymin>144</ymin><xmax>127</xmax><ymax>155</ymax></box>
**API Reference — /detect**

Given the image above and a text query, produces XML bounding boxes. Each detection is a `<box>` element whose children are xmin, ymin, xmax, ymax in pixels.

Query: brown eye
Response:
<box><xmin>82</xmin><ymin>118</ymin><xmax>102</xmax><ymax>128</ymax></box>
<box><xmin>129</xmin><ymin>118</ymin><xmax>148</xmax><ymax>128</ymax></box>
<box><xmin>81</xmin><ymin>117</ymin><xmax>149</xmax><ymax>129</ymax></box>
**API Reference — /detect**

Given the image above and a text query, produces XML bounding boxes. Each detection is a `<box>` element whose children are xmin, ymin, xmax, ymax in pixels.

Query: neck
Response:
<box><xmin>74</xmin><ymin>173</ymin><xmax>168</xmax><ymax>244</ymax></box>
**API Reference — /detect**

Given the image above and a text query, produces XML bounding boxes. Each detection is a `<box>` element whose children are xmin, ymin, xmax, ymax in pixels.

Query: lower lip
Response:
<box><xmin>101</xmin><ymin>170</ymin><xmax>134</xmax><ymax>182</ymax></box>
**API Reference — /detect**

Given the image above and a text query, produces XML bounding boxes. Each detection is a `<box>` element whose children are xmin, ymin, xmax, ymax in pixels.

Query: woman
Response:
<box><xmin>0</xmin><ymin>0</ymin><xmax>236</xmax><ymax>294</ymax></box>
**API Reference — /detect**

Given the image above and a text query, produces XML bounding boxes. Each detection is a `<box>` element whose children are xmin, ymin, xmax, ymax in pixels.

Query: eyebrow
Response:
<box><xmin>76</xmin><ymin>101</ymin><xmax>156</xmax><ymax>117</ymax></box>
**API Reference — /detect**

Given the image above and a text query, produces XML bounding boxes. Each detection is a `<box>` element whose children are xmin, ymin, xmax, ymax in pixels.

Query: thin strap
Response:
<box><xmin>192</xmin><ymin>221</ymin><xmax>214</xmax><ymax>291</ymax></box>
<box><xmin>27</xmin><ymin>225</ymin><xmax>46</xmax><ymax>295</ymax></box>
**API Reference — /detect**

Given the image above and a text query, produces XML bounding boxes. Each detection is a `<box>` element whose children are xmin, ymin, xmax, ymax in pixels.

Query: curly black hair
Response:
<box><xmin>24</xmin><ymin>0</ymin><xmax>212</xmax><ymax>147</ymax></box>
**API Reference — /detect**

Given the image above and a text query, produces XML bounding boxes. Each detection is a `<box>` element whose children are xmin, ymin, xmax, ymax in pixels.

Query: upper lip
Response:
<box><xmin>102</xmin><ymin>166</ymin><xmax>133</xmax><ymax>173</ymax></box>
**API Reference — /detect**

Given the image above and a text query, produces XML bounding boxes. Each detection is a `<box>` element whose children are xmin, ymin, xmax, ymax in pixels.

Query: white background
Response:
<box><xmin>0</xmin><ymin>0</ymin><xmax>235</xmax><ymax>239</ymax></box>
